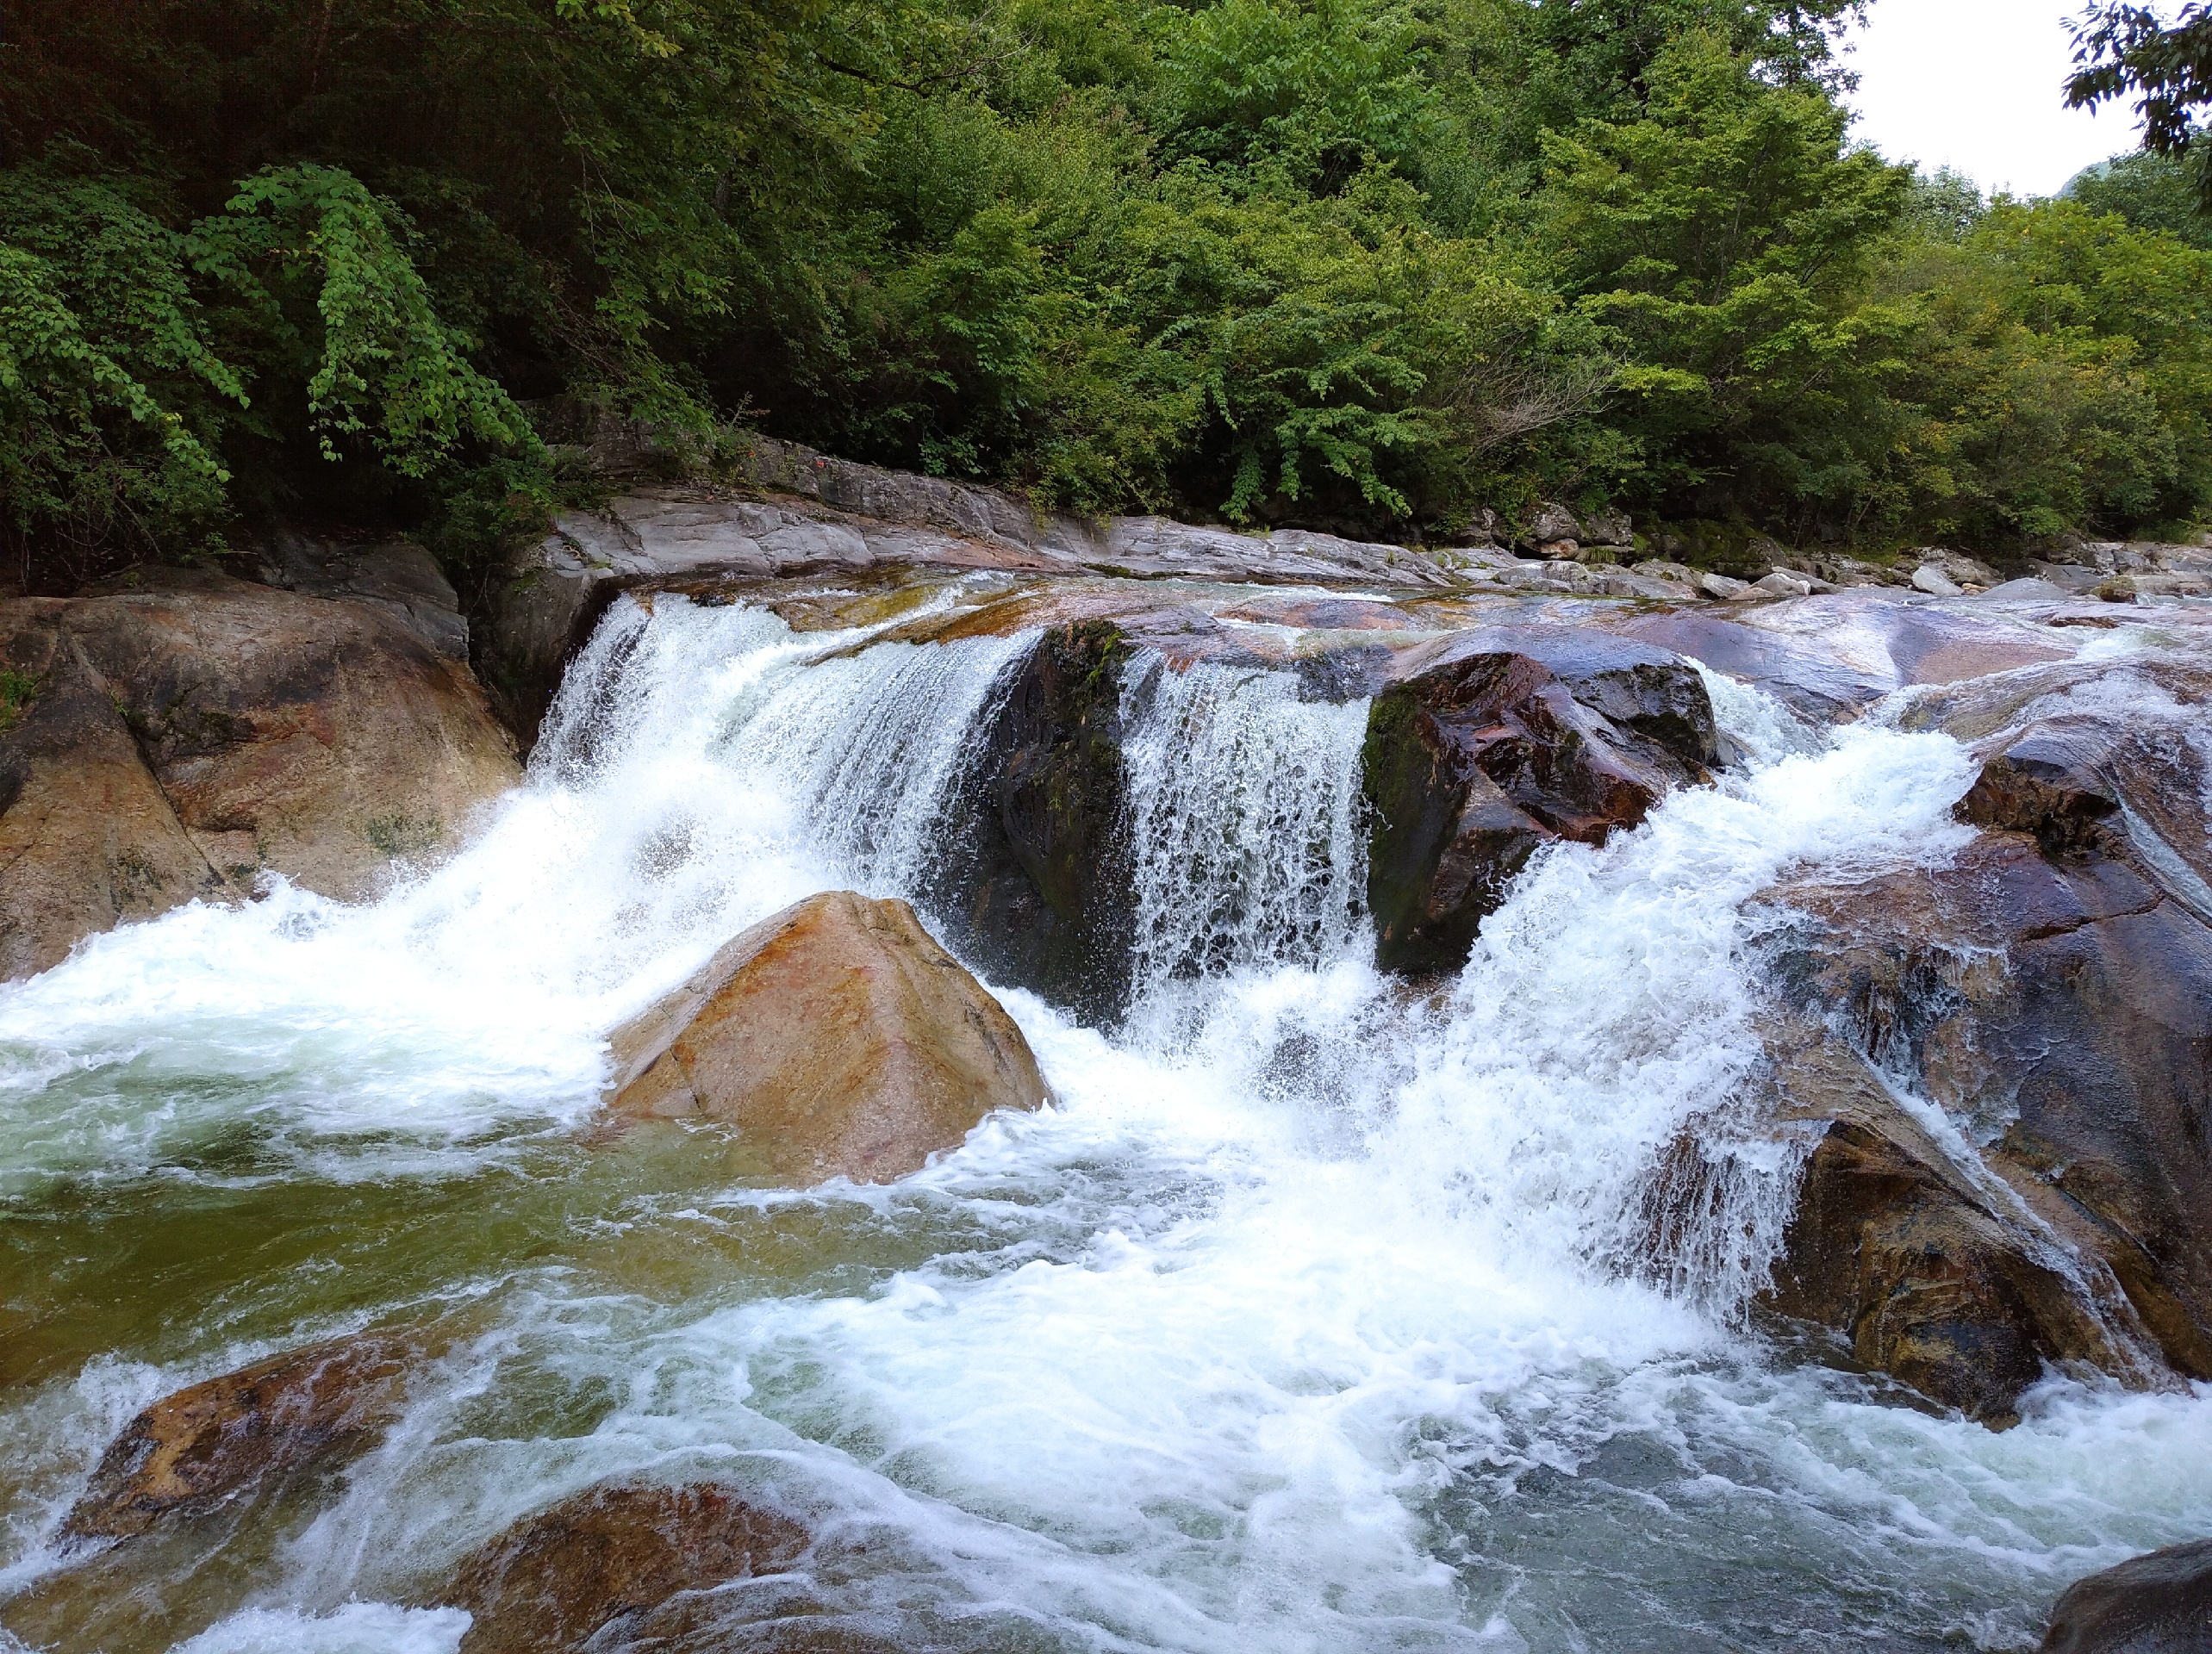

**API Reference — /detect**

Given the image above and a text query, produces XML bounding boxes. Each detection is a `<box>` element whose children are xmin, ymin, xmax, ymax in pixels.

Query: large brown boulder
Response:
<box><xmin>440</xmin><ymin>1483</ymin><xmax>811</xmax><ymax>1654</ymax></box>
<box><xmin>606</xmin><ymin>891</ymin><xmax>1052</xmax><ymax>1185</ymax></box>
<box><xmin>2040</xmin><ymin>1538</ymin><xmax>2212</xmax><ymax>1653</ymax></box>
<box><xmin>0</xmin><ymin>568</ymin><xmax>520</xmax><ymax>979</ymax></box>
<box><xmin>62</xmin><ymin>1329</ymin><xmax>423</xmax><ymax>1541</ymax></box>
<box><xmin>0</xmin><ymin>600</ymin><xmax>233</xmax><ymax>978</ymax></box>
<box><xmin>1361</xmin><ymin>630</ymin><xmax>1720</xmax><ymax>973</ymax></box>
<box><xmin>1748</xmin><ymin>1029</ymin><xmax>2139</xmax><ymax>1427</ymax></box>
<box><xmin>1750</xmin><ymin>704</ymin><xmax>2212</xmax><ymax>1419</ymax></box>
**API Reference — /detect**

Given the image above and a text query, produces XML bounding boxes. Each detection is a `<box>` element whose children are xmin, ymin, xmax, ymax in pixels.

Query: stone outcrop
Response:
<box><xmin>63</xmin><ymin>1330</ymin><xmax>422</xmax><ymax>1540</ymax></box>
<box><xmin>1749</xmin><ymin>698</ymin><xmax>2212</xmax><ymax>1420</ymax></box>
<box><xmin>440</xmin><ymin>1483</ymin><xmax>813</xmax><ymax>1654</ymax></box>
<box><xmin>0</xmin><ymin>568</ymin><xmax>519</xmax><ymax>979</ymax></box>
<box><xmin>1749</xmin><ymin>1028</ymin><xmax>2139</xmax><ymax>1427</ymax></box>
<box><xmin>484</xmin><ymin>451</ymin><xmax>1467</xmax><ymax>747</ymax></box>
<box><xmin>929</xmin><ymin>621</ymin><xmax>1143</xmax><ymax>1022</ymax></box>
<box><xmin>1361</xmin><ymin>631</ymin><xmax>1721</xmax><ymax>973</ymax></box>
<box><xmin>606</xmin><ymin>891</ymin><xmax>1052</xmax><ymax>1184</ymax></box>
<box><xmin>2039</xmin><ymin>1537</ymin><xmax>2212</xmax><ymax>1654</ymax></box>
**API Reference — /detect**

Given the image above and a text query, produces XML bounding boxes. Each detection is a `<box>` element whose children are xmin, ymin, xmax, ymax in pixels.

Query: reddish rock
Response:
<box><xmin>1754</xmin><ymin>800</ymin><xmax>2212</xmax><ymax>1417</ymax></box>
<box><xmin>441</xmin><ymin>1483</ymin><xmax>812</xmax><ymax>1654</ymax></box>
<box><xmin>1748</xmin><ymin>1029</ymin><xmax>2137</xmax><ymax>1426</ymax></box>
<box><xmin>63</xmin><ymin>1330</ymin><xmax>422</xmax><ymax>1540</ymax></box>
<box><xmin>1361</xmin><ymin>631</ymin><xmax>1720</xmax><ymax>973</ymax></box>
<box><xmin>607</xmin><ymin>891</ymin><xmax>1053</xmax><ymax>1185</ymax></box>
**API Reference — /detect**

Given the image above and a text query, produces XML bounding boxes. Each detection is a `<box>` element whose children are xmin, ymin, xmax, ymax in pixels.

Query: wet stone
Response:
<box><xmin>2040</xmin><ymin>1536</ymin><xmax>2212</xmax><ymax>1653</ymax></box>
<box><xmin>439</xmin><ymin>1483</ymin><xmax>812</xmax><ymax>1654</ymax></box>
<box><xmin>63</xmin><ymin>1330</ymin><xmax>421</xmax><ymax>1541</ymax></box>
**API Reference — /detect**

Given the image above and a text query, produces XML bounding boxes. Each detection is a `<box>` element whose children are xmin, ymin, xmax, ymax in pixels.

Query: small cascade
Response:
<box><xmin>8</xmin><ymin>594</ymin><xmax>2212</xmax><ymax>1654</ymax></box>
<box><xmin>1119</xmin><ymin>656</ymin><xmax>1372</xmax><ymax>1011</ymax></box>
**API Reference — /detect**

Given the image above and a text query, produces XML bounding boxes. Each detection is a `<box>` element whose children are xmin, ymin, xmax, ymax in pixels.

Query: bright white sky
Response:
<box><xmin>1842</xmin><ymin>0</ymin><xmax>2147</xmax><ymax>198</ymax></box>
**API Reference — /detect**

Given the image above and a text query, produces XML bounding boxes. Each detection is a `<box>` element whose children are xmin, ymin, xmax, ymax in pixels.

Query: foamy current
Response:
<box><xmin>2</xmin><ymin>594</ymin><xmax>2208</xmax><ymax>1654</ymax></box>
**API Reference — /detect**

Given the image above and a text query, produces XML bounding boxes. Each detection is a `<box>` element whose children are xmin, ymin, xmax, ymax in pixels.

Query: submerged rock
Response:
<box><xmin>2039</xmin><ymin>1537</ymin><xmax>2212</xmax><ymax>1653</ymax></box>
<box><xmin>606</xmin><ymin>891</ymin><xmax>1052</xmax><ymax>1185</ymax></box>
<box><xmin>441</xmin><ymin>1483</ymin><xmax>811</xmax><ymax>1654</ymax></box>
<box><xmin>63</xmin><ymin>1330</ymin><xmax>421</xmax><ymax>1540</ymax></box>
<box><xmin>0</xmin><ymin>568</ymin><xmax>519</xmax><ymax>979</ymax></box>
<box><xmin>1361</xmin><ymin>631</ymin><xmax>1720</xmax><ymax>973</ymax></box>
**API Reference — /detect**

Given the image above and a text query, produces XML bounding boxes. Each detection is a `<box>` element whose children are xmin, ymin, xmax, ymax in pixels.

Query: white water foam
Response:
<box><xmin>3</xmin><ymin>598</ymin><xmax>2210</xmax><ymax>1654</ymax></box>
<box><xmin>0</xmin><ymin>597</ymin><xmax>1029</xmax><ymax>1190</ymax></box>
<box><xmin>169</xmin><ymin>1605</ymin><xmax>470</xmax><ymax>1654</ymax></box>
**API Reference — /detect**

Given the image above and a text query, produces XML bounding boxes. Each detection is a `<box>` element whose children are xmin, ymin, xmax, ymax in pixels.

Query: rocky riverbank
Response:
<box><xmin>5</xmin><ymin>445</ymin><xmax>2210</xmax><ymax>1651</ymax></box>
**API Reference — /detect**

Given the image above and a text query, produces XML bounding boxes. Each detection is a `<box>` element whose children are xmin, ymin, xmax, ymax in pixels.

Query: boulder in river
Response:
<box><xmin>929</xmin><ymin>619</ymin><xmax>1140</xmax><ymax>1023</ymax></box>
<box><xmin>606</xmin><ymin>891</ymin><xmax>1053</xmax><ymax>1185</ymax></box>
<box><xmin>2039</xmin><ymin>1537</ymin><xmax>2212</xmax><ymax>1653</ymax></box>
<box><xmin>1361</xmin><ymin>631</ymin><xmax>1721</xmax><ymax>973</ymax></box>
<box><xmin>1748</xmin><ymin>700</ymin><xmax>2212</xmax><ymax>1420</ymax></box>
<box><xmin>0</xmin><ymin>567</ymin><xmax>520</xmax><ymax>979</ymax></box>
<box><xmin>1748</xmin><ymin>1027</ymin><xmax>2136</xmax><ymax>1427</ymax></box>
<box><xmin>63</xmin><ymin>1329</ymin><xmax>421</xmax><ymax>1540</ymax></box>
<box><xmin>440</xmin><ymin>1483</ymin><xmax>812</xmax><ymax>1654</ymax></box>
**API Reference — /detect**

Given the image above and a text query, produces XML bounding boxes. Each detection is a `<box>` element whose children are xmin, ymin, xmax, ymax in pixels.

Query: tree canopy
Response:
<box><xmin>2</xmin><ymin>0</ymin><xmax>2207</xmax><ymax>592</ymax></box>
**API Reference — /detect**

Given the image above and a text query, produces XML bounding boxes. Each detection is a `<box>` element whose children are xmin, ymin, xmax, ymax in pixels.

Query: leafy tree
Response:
<box><xmin>1530</xmin><ymin>28</ymin><xmax>1911</xmax><ymax>525</ymax></box>
<box><xmin>2066</xmin><ymin>144</ymin><xmax>2212</xmax><ymax>248</ymax></box>
<box><xmin>2068</xmin><ymin>3</ymin><xmax>2212</xmax><ymax>208</ymax></box>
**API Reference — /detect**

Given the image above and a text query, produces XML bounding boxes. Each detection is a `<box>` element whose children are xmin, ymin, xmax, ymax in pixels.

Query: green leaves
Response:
<box><xmin>0</xmin><ymin>173</ymin><xmax>243</xmax><ymax>571</ymax></box>
<box><xmin>195</xmin><ymin>165</ymin><xmax>538</xmax><ymax>478</ymax></box>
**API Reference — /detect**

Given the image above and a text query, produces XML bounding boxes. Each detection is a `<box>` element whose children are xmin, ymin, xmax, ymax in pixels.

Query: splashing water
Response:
<box><xmin>3</xmin><ymin>594</ymin><xmax>2209</xmax><ymax>1654</ymax></box>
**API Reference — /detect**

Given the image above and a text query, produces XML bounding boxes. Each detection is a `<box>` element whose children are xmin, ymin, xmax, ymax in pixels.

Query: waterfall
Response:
<box><xmin>7</xmin><ymin>594</ymin><xmax>2212</xmax><ymax>1654</ymax></box>
<box><xmin>1119</xmin><ymin>656</ymin><xmax>1373</xmax><ymax>1015</ymax></box>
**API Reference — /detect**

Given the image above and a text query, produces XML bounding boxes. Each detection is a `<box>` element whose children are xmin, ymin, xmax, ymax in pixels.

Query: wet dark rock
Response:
<box><xmin>2040</xmin><ymin>1537</ymin><xmax>2212</xmax><ymax>1653</ymax></box>
<box><xmin>1361</xmin><ymin>631</ymin><xmax>1719</xmax><ymax>974</ymax></box>
<box><xmin>441</xmin><ymin>1483</ymin><xmax>812</xmax><ymax>1654</ymax></box>
<box><xmin>1754</xmin><ymin>805</ymin><xmax>2212</xmax><ymax>1415</ymax></box>
<box><xmin>1956</xmin><ymin>724</ymin><xmax>2122</xmax><ymax>854</ymax></box>
<box><xmin>608</xmin><ymin>891</ymin><xmax>1051</xmax><ymax>1185</ymax></box>
<box><xmin>63</xmin><ymin>1331</ymin><xmax>421</xmax><ymax>1540</ymax></box>
<box><xmin>931</xmin><ymin>620</ymin><xmax>1143</xmax><ymax>1022</ymax></box>
<box><xmin>1752</xmin><ymin>1029</ymin><xmax>2133</xmax><ymax>1427</ymax></box>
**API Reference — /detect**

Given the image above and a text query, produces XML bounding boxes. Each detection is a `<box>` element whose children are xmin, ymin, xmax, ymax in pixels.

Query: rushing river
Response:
<box><xmin>3</xmin><ymin>594</ymin><xmax>2209</xmax><ymax>1654</ymax></box>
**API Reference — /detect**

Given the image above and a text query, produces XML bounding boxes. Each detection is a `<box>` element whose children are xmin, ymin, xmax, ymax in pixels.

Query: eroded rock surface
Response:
<box><xmin>1361</xmin><ymin>631</ymin><xmax>1720</xmax><ymax>973</ymax></box>
<box><xmin>0</xmin><ymin>569</ymin><xmax>518</xmax><ymax>979</ymax></box>
<box><xmin>440</xmin><ymin>1483</ymin><xmax>811</xmax><ymax>1654</ymax></box>
<box><xmin>607</xmin><ymin>891</ymin><xmax>1052</xmax><ymax>1184</ymax></box>
<box><xmin>1748</xmin><ymin>1028</ymin><xmax>2140</xmax><ymax>1427</ymax></box>
<box><xmin>930</xmin><ymin>620</ymin><xmax>1142</xmax><ymax>1022</ymax></box>
<box><xmin>2040</xmin><ymin>1537</ymin><xmax>2212</xmax><ymax>1654</ymax></box>
<box><xmin>1748</xmin><ymin>693</ymin><xmax>2212</xmax><ymax>1418</ymax></box>
<box><xmin>63</xmin><ymin>1330</ymin><xmax>422</xmax><ymax>1540</ymax></box>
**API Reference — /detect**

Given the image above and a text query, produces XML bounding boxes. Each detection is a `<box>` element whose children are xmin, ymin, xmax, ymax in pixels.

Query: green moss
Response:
<box><xmin>0</xmin><ymin>669</ymin><xmax>43</xmax><ymax>735</ymax></box>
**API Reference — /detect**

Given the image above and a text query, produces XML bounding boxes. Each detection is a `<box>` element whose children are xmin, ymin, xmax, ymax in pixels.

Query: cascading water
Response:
<box><xmin>3</xmin><ymin>593</ymin><xmax>2209</xmax><ymax>1654</ymax></box>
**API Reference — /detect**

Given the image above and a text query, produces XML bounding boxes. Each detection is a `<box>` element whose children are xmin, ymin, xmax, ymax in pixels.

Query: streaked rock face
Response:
<box><xmin>1748</xmin><ymin>692</ymin><xmax>2212</xmax><ymax>1423</ymax></box>
<box><xmin>0</xmin><ymin>567</ymin><xmax>518</xmax><ymax>980</ymax></box>
<box><xmin>606</xmin><ymin>891</ymin><xmax>1053</xmax><ymax>1185</ymax></box>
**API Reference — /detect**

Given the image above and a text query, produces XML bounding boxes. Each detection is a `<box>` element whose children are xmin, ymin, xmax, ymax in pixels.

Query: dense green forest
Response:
<box><xmin>3</xmin><ymin>0</ymin><xmax>2209</xmax><ymax>593</ymax></box>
